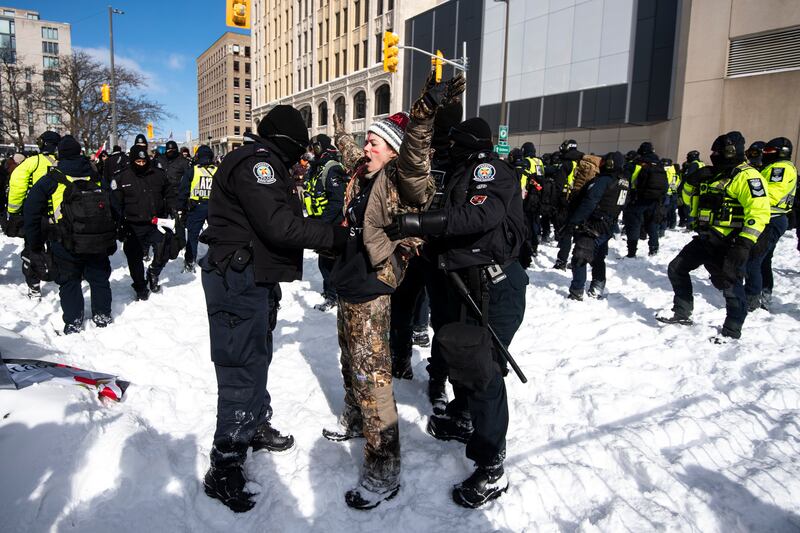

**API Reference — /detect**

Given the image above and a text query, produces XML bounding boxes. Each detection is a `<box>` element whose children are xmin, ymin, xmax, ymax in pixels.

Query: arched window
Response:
<box><xmin>353</xmin><ymin>90</ymin><xmax>366</xmax><ymax>119</ymax></box>
<box><xmin>299</xmin><ymin>106</ymin><xmax>312</xmax><ymax>128</ymax></box>
<box><xmin>334</xmin><ymin>96</ymin><xmax>346</xmax><ymax>121</ymax></box>
<box><xmin>374</xmin><ymin>84</ymin><xmax>390</xmax><ymax>116</ymax></box>
<box><xmin>318</xmin><ymin>101</ymin><xmax>328</xmax><ymax>126</ymax></box>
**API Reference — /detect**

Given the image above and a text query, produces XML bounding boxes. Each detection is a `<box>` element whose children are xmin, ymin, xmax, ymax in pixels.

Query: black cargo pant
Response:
<box><xmin>122</xmin><ymin>223</ymin><xmax>168</xmax><ymax>292</ymax></box>
<box><xmin>443</xmin><ymin>261</ymin><xmax>528</xmax><ymax>467</ymax></box>
<box><xmin>51</xmin><ymin>241</ymin><xmax>112</xmax><ymax>328</ymax></box>
<box><xmin>200</xmin><ymin>255</ymin><xmax>275</xmax><ymax>468</ymax></box>
<box><xmin>390</xmin><ymin>255</ymin><xmax>426</xmax><ymax>372</ymax></box>
<box><xmin>422</xmin><ymin>257</ymin><xmax>451</xmax><ymax>382</ymax></box>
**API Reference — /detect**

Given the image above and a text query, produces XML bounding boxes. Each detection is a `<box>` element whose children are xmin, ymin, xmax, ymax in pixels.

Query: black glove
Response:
<box><xmin>411</xmin><ymin>72</ymin><xmax>446</xmax><ymax>119</ymax></box>
<box><xmin>3</xmin><ymin>212</ymin><xmax>24</xmax><ymax>238</ymax></box>
<box><xmin>385</xmin><ymin>211</ymin><xmax>447</xmax><ymax>240</ymax></box>
<box><xmin>722</xmin><ymin>237</ymin><xmax>753</xmax><ymax>288</ymax></box>
<box><xmin>27</xmin><ymin>249</ymin><xmax>52</xmax><ymax>281</ymax></box>
<box><xmin>443</xmin><ymin>72</ymin><xmax>467</xmax><ymax>105</ymax></box>
<box><xmin>268</xmin><ymin>285</ymin><xmax>282</xmax><ymax>332</ymax></box>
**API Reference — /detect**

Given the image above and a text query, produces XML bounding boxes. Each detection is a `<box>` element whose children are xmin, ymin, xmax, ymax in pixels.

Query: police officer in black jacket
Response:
<box><xmin>162</xmin><ymin>140</ymin><xmax>191</xmax><ymax>196</ymax></box>
<box><xmin>386</xmin><ymin>116</ymin><xmax>528</xmax><ymax>509</ymax></box>
<box><xmin>112</xmin><ymin>146</ymin><xmax>175</xmax><ymax>300</ymax></box>
<box><xmin>199</xmin><ymin>105</ymin><xmax>346</xmax><ymax>513</ymax></box>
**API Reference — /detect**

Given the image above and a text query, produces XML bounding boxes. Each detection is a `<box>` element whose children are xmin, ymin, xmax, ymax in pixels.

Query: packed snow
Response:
<box><xmin>1</xmin><ymin>228</ymin><xmax>798</xmax><ymax>532</ymax></box>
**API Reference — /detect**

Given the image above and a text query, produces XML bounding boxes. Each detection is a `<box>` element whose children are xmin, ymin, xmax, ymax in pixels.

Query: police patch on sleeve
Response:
<box><xmin>470</xmin><ymin>194</ymin><xmax>488</xmax><ymax>206</ymax></box>
<box><xmin>253</xmin><ymin>162</ymin><xmax>276</xmax><ymax>185</ymax></box>
<box><xmin>748</xmin><ymin>178</ymin><xmax>766</xmax><ymax>197</ymax></box>
<box><xmin>473</xmin><ymin>163</ymin><xmax>496</xmax><ymax>182</ymax></box>
<box><xmin>770</xmin><ymin>167</ymin><xmax>784</xmax><ymax>182</ymax></box>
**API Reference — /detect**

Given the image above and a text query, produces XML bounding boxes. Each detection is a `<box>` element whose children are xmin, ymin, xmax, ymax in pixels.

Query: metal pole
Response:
<box><xmin>498</xmin><ymin>0</ymin><xmax>510</xmax><ymax>129</ymax></box>
<box><xmin>108</xmin><ymin>6</ymin><xmax>118</xmax><ymax>148</ymax></box>
<box><xmin>462</xmin><ymin>40</ymin><xmax>467</xmax><ymax>121</ymax></box>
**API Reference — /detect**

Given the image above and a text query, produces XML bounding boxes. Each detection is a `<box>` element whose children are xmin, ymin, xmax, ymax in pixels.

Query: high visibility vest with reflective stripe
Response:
<box><xmin>7</xmin><ymin>153</ymin><xmax>56</xmax><ymax>213</ymax></box>
<box><xmin>761</xmin><ymin>160</ymin><xmax>797</xmax><ymax>215</ymax></box>
<box><xmin>190</xmin><ymin>165</ymin><xmax>216</xmax><ymax>201</ymax></box>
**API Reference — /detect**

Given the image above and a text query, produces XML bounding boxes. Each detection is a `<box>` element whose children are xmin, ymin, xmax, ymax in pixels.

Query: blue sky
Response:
<box><xmin>21</xmin><ymin>0</ymin><xmax>248</xmax><ymax>144</ymax></box>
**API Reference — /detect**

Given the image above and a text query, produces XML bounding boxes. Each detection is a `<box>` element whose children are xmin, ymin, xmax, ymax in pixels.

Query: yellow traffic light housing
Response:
<box><xmin>432</xmin><ymin>50</ymin><xmax>444</xmax><ymax>82</ymax></box>
<box><xmin>101</xmin><ymin>84</ymin><xmax>110</xmax><ymax>103</ymax></box>
<box><xmin>383</xmin><ymin>31</ymin><xmax>400</xmax><ymax>73</ymax></box>
<box><xmin>147</xmin><ymin>123</ymin><xmax>154</xmax><ymax>139</ymax></box>
<box><xmin>226</xmin><ymin>0</ymin><xmax>250</xmax><ymax>29</ymax></box>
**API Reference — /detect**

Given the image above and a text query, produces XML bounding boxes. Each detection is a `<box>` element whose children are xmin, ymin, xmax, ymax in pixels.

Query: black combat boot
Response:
<box><xmin>452</xmin><ymin>464</ymin><xmax>509</xmax><ymax>509</ymax></box>
<box><xmin>203</xmin><ymin>464</ymin><xmax>255</xmax><ymax>513</ymax></box>
<box><xmin>760</xmin><ymin>289</ymin><xmax>772</xmax><ymax>312</ymax></box>
<box><xmin>345</xmin><ymin>482</ymin><xmax>400</xmax><ymax>510</ymax></box>
<box><xmin>27</xmin><ymin>284</ymin><xmax>41</xmax><ymax>300</ymax></box>
<box><xmin>250</xmin><ymin>422</ymin><xmax>295</xmax><ymax>453</ymax></box>
<box><xmin>92</xmin><ymin>314</ymin><xmax>113</xmax><ymax>328</ymax></box>
<box><xmin>587</xmin><ymin>280</ymin><xmax>605</xmax><ymax>299</ymax></box>
<box><xmin>182</xmin><ymin>260</ymin><xmax>195</xmax><ymax>273</ymax></box>
<box><xmin>146</xmin><ymin>267</ymin><xmax>161</xmax><ymax>293</ymax></box>
<box><xmin>323</xmin><ymin>407</ymin><xmax>364</xmax><ymax>441</ymax></box>
<box><xmin>412</xmin><ymin>326</ymin><xmax>430</xmax><ymax>347</ymax></box>
<box><xmin>567</xmin><ymin>288</ymin><xmax>583</xmax><ymax>301</ymax></box>
<box><xmin>135</xmin><ymin>288</ymin><xmax>150</xmax><ymax>301</ymax></box>
<box><xmin>427</xmin><ymin>412</ymin><xmax>473</xmax><ymax>443</ymax></box>
<box><xmin>552</xmin><ymin>259</ymin><xmax>567</xmax><ymax>270</ymax></box>
<box><xmin>63</xmin><ymin>319</ymin><xmax>83</xmax><ymax>335</ymax></box>
<box><xmin>428</xmin><ymin>378</ymin><xmax>448</xmax><ymax>415</ymax></box>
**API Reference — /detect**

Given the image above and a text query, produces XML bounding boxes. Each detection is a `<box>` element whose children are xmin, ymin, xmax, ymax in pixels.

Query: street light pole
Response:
<box><xmin>108</xmin><ymin>6</ymin><xmax>124</xmax><ymax>148</ymax></box>
<box><xmin>496</xmin><ymin>0</ymin><xmax>510</xmax><ymax>128</ymax></box>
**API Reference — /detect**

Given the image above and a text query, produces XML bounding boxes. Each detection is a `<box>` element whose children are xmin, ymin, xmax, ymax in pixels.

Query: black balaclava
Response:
<box><xmin>57</xmin><ymin>135</ymin><xmax>81</xmax><ymax>160</ymax></box>
<box><xmin>194</xmin><ymin>145</ymin><xmax>214</xmax><ymax>166</ymax></box>
<box><xmin>257</xmin><ymin>105</ymin><xmax>309</xmax><ymax>166</ymax></box>
<box><xmin>637</xmin><ymin>141</ymin><xmax>654</xmax><ymax>156</ymax></box>
<box><xmin>134</xmin><ymin>134</ymin><xmax>148</xmax><ymax>148</ymax></box>
<box><xmin>38</xmin><ymin>131</ymin><xmax>61</xmax><ymax>155</ymax></box>
<box><xmin>129</xmin><ymin>146</ymin><xmax>150</xmax><ymax>174</ymax></box>
<box><xmin>710</xmin><ymin>131</ymin><xmax>745</xmax><ymax>169</ymax></box>
<box><xmin>165</xmin><ymin>140</ymin><xmax>179</xmax><ymax>160</ymax></box>
<box><xmin>448</xmin><ymin>117</ymin><xmax>493</xmax><ymax>162</ymax></box>
<box><xmin>521</xmin><ymin>142</ymin><xmax>536</xmax><ymax>158</ymax></box>
<box><xmin>601</xmin><ymin>151</ymin><xmax>624</xmax><ymax>177</ymax></box>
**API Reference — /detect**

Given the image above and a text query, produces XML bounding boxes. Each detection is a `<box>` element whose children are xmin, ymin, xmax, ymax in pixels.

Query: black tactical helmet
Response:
<box><xmin>660</xmin><ymin>158</ymin><xmax>673</xmax><ymax>166</ymax></box>
<box><xmin>746</xmin><ymin>141</ymin><xmax>765</xmax><ymax>166</ymax></box>
<box><xmin>637</xmin><ymin>141</ymin><xmax>654</xmax><ymax>155</ymax></box>
<box><xmin>37</xmin><ymin>131</ymin><xmax>61</xmax><ymax>152</ymax></box>
<box><xmin>602</xmin><ymin>151</ymin><xmax>624</xmax><ymax>175</ymax></box>
<box><xmin>521</xmin><ymin>142</ymin><xmax>536</xmax><ymax>158</ymax></box>
<box><xmin>762</xmin><ymin>137</ymin><xmax>793</xmax><ymax>163</ymax></box>
<box><xmin>625</xmin><ymin>150</ymin><xmax>638</xmax><ymax>162</ymax></box>
<box><xmin>686</xmin><ymin>150</ymin><xmax>700</xmax><ymax>162</ymax></box>
<box><xmin>559</xmin><ymin>139</ymin><xmax>577</xmax><ymax>154</ymax></box>
<box><xmin>710</xmin><ymin>131</ymin><xmax>745</xmax><ymax>167</ymax></box>
<box><xmin>509</xmin><ymin>147</ymin><xmax>522</xmax><ymax>164</ymax></box>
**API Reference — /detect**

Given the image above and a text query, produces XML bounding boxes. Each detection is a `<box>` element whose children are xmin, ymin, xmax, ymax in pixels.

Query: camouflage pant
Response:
<box><xmin>337</xmin><ymin>295</ymin><xmax>400</xmax><ymax>492</ymax></box>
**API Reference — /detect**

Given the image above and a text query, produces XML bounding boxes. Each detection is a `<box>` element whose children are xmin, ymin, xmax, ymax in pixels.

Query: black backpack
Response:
<box><xmin>636</xmin><ymin>164</ymin><xmax>668</xmax><ymax>202</ymax></box>
<box><xmin>52</xmin><ymin>170</ymin><xmax>117</xmax><ymax>255</ymax></box>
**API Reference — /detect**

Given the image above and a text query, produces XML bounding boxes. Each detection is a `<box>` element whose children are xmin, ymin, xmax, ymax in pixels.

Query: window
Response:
<box><xmin>326</xmin><ymin>18</ymin><xmax>329</xmax><ymax>42</ymax></box>
<box><xmin>234</xmin><ymin>60</ymin><xmax>240</xmax><ymax>72</ymax></box>
<box><xmin>344</xmin><ymin>8</ymin><xmax>348</xmax><ymax>32</ymax></box>
<box><xmin>353</xmin><ymin>90</ymin><xmax>366</xmax><ymax>119</ymax></box>
<box><xmin>318</xmin><ymin>101</ymin><xmax>328</xmax><ymax>126</ymax></box>
<box><xmin>245</xmin><ymin>79</ymin><xmax>251</xmax><ymax>89</ymax></box>
<box><xmin>234</xmin><ymin>94</ymin><xmax>240</xmax><ymax>104</ymax></box>
<box><xmin>365</xmin><ymin>0</ymin><xmax>370</xmax><ymax>20</ymax></box>
<box><xmin>318</xmin><ymin>22</ymin><xmax>323</xmax><ymax>43</ymax></box>
<box><xmin>374</xmin><ymin>84</ymin><xmax>390</xmax><ymax>115</ymax></box>
<box><xmin>245</xmin><ymin>111</ymin><xmax>252</xmax><ymax>121</ymax></box>
<box><xmin>300</xmin><ymin>106</ymin><xmax>312</xmax><ymax>128</ymax></box>
<box><xmin>335</xmin><ymin>53</ymin><xmax>339</xmax><ymax>77</ymax></box>
<box><xmin>233</xmin><ymin>44</ymin><xmax>240</xmax><ymax>54</ymax></box>
<box><xmin>377</xmin><ymin>0</ymin><xmax>383</xmax><ymax>15</ymax></box>
<box><xmin>363</xmin><ymin>39</ymin><xmax>368</xmax><ymax>67</ymax></box>
<box><xmin>43</xmin><ymin>56</ymin><xmax>58</xmax><ymax>69</ymax></box>
<box><xmin>318</xmin><ymin>60</ymin><xmax>323</xmax><ymax>82</ymax></box>
<box><xmin>388</xmin><ymin>0</ymin><xmax>393</xmax><ymax>10</ymax></box>
<box><xmin>41</xmin><ymin>27</ymin><xmax>58</xmax><ymax>40</ymax></box>
<box><xmin>375</xmin><ymin>34</ymin><xmax>382</xmax><ymax>63</ymax></box>
<box><xmin>354</xmin><ymin>43</ymin><xmax>360</xmax><ymax>70</ymax></box>
<box><xmin>343</xmin><ymin>50</ymin><xmax>347</xmax><ymax>76</ymax></box>
<box><xmin>354</xmin><ymin>0</ymin><xmax>360</xmax><ymax>26</ymax></box>
<box><xmin>234</xmin><ymin>110</ymin><xmax>241</xmax><ymax>120</ymax></box>
<box><xmin>335</xmin><ymin>96</ymin><xmax>345</xmax><ymax>121</ymax></box>
<box><xmin>234</xmin><ymin>126</ymin><xmax>241</xmax><ymax>135</ymax></box>
<box><xmin>245</xmin><ymin>62</ymin><xmax>250</xmax><ymax>74</ymax></box>
<box><xmin>46</xmin><ymin>113</ymin><xmax>60</xmax><ymax>125</ymax></box>
<box><xmin>336</xmin><ymin>13</ymin><xmax>340</xmax><ymax>37</ymax></box>
<box><xmin>245</xmin><ymin>95</ymin><xmax>252</xmax><ymax>106</ymax></box>
<box><xmin>245</xmin><ymin>46</ymin><xmax>250</xmax><ymax>57</ymax></box>
<box><xmin>233</xmin><ymin>77</ymin><xmax>240</xmax><ymax>88</ymax></box>
<box><xmin>42</xmin><ymin>41</ymin><xmax>59</xmax><ymax>55</ymax></box>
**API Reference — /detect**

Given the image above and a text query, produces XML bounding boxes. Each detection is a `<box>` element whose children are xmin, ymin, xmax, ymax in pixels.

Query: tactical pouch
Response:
<box><xmin>229</xmin><ymin>247</ymin><xmax>252</xmax><ymax>273</ymax></box>
<box><xmin>434</xmin><ymin>322</ymin><xmax>496</xmax><ymax>392</ymax></box>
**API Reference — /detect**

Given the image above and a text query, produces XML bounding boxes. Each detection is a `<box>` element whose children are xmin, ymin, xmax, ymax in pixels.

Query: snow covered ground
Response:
<box><xmin>1</xmin><ymin>228</ymin><xmax>799</xmax><ymax>532</ymax></box>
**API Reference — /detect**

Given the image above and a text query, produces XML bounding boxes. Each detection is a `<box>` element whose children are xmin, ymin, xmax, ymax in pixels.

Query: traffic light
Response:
<box><xmin>382</xmin><ymin>31</ymin><xmax>400</xmax><ymax>73</ymax></box>
<box><xmin>147</xmin><ymin>123</ymin><xmax>154</xmax><ymax>139</ymax></box>
<box><xmin>226</xmin><ymin>0</ymin><xmax>250</xmax><ymax>29</ymax></box>
<box><xmin>432</xmin><ymin>50</ymin><xmax>444</xmax><ymax>83</ymax></box>
<box><xmin>101</xmin><ymin>84</ymin><xmax>110</xmax><ymax>103</ymax></box>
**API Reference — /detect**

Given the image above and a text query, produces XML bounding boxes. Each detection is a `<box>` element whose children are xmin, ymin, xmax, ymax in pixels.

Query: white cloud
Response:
<box><xmin>167</xmin><ymin>53</ymin><xmax>186</xmax><ymax>70</ymax></box>
<box><xmin>73</xmin><ymin>45</ymin><xmax>164</xmax><ymax>94</ymax></box>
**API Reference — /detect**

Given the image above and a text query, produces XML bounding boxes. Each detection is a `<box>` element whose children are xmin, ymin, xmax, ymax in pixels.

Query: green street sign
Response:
<box><xmin>495</xmin><ymin>143</ymin><xmax>510</xmax><ymax>155</ymax></box>
<box><xmin>498</xmin><ymin>125</ymin><xmax>508</xmax><ymax>142</ymax></box>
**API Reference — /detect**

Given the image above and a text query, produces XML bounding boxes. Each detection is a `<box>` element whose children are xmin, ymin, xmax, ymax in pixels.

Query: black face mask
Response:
<box><xmin>449</xmin><ymin>143</ymin><xmax>473</xmax><ymax>163</ymax></box>
<box><xmin>269</xmin><ymin>135</ymin><xmax>306</xmax><ymax>166</ymax></box>
<box><xmin>166</xmin><ymin>149</ymin><xmax>178</xmax><ymax>160</ymax></box>
<box><xmin>710</xmin><ymin>153</ymin><xmax>738</xmax><ymax>169</ymax></box>
<box><xmin>132</xmin><ymin>159</ymin><xmax>150</xmax><ymax>174</ymax></box>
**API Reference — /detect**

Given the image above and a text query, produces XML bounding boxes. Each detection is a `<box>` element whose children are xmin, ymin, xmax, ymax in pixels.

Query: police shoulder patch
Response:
<box><xmin>470</xmin><ymin>194</ymin><xmax>488</xmax><ymax>206</ymax></box>
<box><xmin>473</xmin><ymin>163</ymin><xmax>496</xmax><ymax>182</ymax></box>
<box><xmin>748</xmin><ymin>177</ymin><xmax>766</xmax><ymax>197</ymax></box>
<box><xmin>770</xmin><ymin>167</ymin><xmax>784</xmax><ymax>182</ymax></box>
<box><xmin>253</xmin><ymin>162</ymin><xmax>276</xmax><ymax>185</ymax></box>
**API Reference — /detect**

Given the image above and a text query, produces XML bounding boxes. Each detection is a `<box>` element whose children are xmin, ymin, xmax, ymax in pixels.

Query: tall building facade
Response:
<box><xmin>0</xmin><ymin>6</ymin><xmax>71</xmax><ymax>147</ymax></box>
<box><xmin>197</xmin><ymin>32</ymin><xmax>252</xmax><ymax>157</ymax></box>
<box><xmin>252</xmin><ymin>0</ymin><xmax>442</xmax><ymax>145</ymax></box>
<box><xmin>404</xmin><ymin>0</ymin><xmax>800</xmax><ymax>164</ymax></box>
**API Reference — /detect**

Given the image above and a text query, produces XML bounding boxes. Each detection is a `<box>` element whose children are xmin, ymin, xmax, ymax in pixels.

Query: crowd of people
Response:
<box><xmin>0</xmin><ymin>70</ymin><xmax>797</xmax><ymax>514</ymax></box>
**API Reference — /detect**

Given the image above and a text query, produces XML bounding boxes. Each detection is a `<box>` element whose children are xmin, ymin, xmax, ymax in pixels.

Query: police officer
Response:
<box><xmin>178</xmin><ymin>145</ymin><xmax>215</xmax><ymax>273</ymax></box>
<box><xmin>659</xmin><ymin>132</ymin><xmax>771</xmax><ymax>340</ymax></box>
<box><xmin>386</xmin><ymin>116</ymin><xmax>528</xmax><ymax>509</ymax></box>
<box><xmin>678</xmin><ymin>150</ymin><xmax>706</xmax><ymax>227</ymax></box>
<box><xmin>103</xmin><ymin>144</ymin><xmax>127</xmax><ymax>185</ymax></box>
<box><xmin>565</xmin><ymin>152</ymin><xmax>630</xmax><ymax>300</ymax></box>
<box><xmin>744</xmin><ymin>137</ymin><xmax>796</xmax><ymax>311</ymax></box>
<box><xmin>23</xmin><ymin>136</ymin><xmax>116</xmax><ymax>333</ymax></box>
<box><xmin>304</xmin><ymin>133</ymin><xmax>348</xmax><ymax>311</ymax></box>
<box><xmin>113</xmin><ymin>146</ymin><xmax>175</xmax><ymax>300</ymax></box>
<box><xmin>5</xmin><ymin>131</ymin><xmax>60</xmax><ymax>298</ymax></box>
<box><xmin>624</xmin><ymin>142</ymin><xmax>668</xmax><ymax>257</ymax></box>
<box><xmin>553</xmin><ymin>139</ymin><xmax>584</xmax><ymax>269</ymax></box>
<box><xmin>661</xmin><ymin>158</ymin><xmax>680</xmax><ymax>233</ymax></box>
<box><xmin>162</xmin><ymin>140</ymin><xmax>191</xmax><ymax>197</ymax></box>
<box><xmin>746</xmin><ymin>141</ymin><xmax>766</xmax><ymax>170</ymax></box>
<box><xmin>199</xmin><ymin>105</ymin><xmax>345</xmax><ymax>513</ymax></box>
<box><xmin>520</xmin><ymin>142</ymin><xmax>545</xmax><ymax>258</ymax></box>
